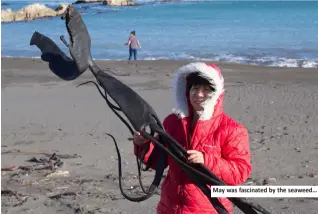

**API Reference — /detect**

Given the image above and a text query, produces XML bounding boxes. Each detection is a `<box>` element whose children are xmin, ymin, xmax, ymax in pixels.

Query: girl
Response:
<box><xmin>133</xmin><ymin>62</ymin><xmax>252</xmax><ymax>214</ymax></box>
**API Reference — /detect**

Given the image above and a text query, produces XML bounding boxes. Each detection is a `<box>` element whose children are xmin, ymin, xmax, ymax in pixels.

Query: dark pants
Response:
<box><xmin>129</xmin><ymin>48</ymin><xmax>137</xmax><ymax>60</ymax></box>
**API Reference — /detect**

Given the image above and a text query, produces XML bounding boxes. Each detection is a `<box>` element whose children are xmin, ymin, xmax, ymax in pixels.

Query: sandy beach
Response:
<box><xmin>1</xmin><ymin>57</ymin><xmax>318</xmax><ymax>214</ymax></box>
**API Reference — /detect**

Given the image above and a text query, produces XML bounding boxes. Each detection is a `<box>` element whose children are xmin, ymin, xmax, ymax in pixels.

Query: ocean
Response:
<box><xmin>1</xmin><ymin>0</ymin><xmax>318</xmax><ymax>68</ymax></box>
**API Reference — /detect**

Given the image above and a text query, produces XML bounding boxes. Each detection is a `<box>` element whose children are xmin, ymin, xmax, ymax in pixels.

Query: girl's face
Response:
<box><xmin>189</xmin><ymin>84</ymin><xmax>213</xmax><ymax>112</ymax></box>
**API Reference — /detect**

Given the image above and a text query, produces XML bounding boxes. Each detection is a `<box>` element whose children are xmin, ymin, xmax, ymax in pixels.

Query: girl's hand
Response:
<box><xmin>133</xmin><ymin>131</ymin><xmax>147</xmax><ymax>146</ymax></box>
<box><xmin>187</xmin><ymin>150</ymin><xmax>204</xmax><ymax>164</ymax></box>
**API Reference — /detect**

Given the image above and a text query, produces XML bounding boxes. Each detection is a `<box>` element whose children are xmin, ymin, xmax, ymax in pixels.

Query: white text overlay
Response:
<box><xmin>210</xmin><ymin>186</ymin><xmax>318</xmax><ymax>198</ymax></box>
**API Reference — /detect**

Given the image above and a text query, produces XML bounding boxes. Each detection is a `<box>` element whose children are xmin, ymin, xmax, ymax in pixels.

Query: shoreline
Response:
<box><xmin>2</xmin><ymin>57</ymin><xmax>318</xmax><ymax>90</ymax></box>
<box><xmin>2</xmin><ymin>57</ymin><xmax>318</xmax><ymax>213</ymax></box>
<box><xmin>2</xmin><ymin>56</ymin><xmax>318</xmax><ymax>70</ymax></box>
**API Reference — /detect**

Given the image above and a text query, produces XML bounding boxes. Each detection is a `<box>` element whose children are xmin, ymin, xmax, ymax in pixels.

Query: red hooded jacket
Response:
<box><xmin>134</xmin><ymin>62</ymin><xmax>252</xmax><ymax>214</ymax></box>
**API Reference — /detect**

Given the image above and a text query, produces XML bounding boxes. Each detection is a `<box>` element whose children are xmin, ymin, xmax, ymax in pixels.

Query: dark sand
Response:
<box><xmin>1</xmin><ymin>57</ymin><xmax>318</xmax><ymax>214</ymax></box>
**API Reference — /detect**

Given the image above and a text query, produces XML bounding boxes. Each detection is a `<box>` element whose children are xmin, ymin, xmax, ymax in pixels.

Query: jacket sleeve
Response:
<box><xmin>203</xmin><ymin>126</ymin><xmax>252</xmax><ymax>185</ymax></box>
<box><xmin>133</xmin><ymin>138</ymin><xmax>160</xmax><ymax>170</ymax></box>
<box><xmin>133</xmin><ymin>114</ymin><xmax>176</xmax><ymax>170</ymax></box>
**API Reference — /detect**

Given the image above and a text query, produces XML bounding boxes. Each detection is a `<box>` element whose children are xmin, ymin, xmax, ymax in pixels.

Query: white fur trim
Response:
<box><xmin>172</xmin><ymin>62</ymin><xmax>224</xmax><ymax>120</ymax></box>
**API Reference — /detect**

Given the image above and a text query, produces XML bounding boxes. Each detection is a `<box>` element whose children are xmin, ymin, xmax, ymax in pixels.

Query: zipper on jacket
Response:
<box><xmin>180</xmin><ymin>120</ymin><xmax>200</xmax><ymax>213</ymax></box>
<box><xmin>179</xmin><ymin>121</ymin><xmax>193</xmax><ymax>214</ymax></box>
<box><xmin>183</xmin><ymin>119</ymin><xmax>192</xmax><ymax>150</ymax></box>
<box><xmin>179</xmin><ymin>121</ymin><xmax>187</xmax><ymax>214</ymax></box>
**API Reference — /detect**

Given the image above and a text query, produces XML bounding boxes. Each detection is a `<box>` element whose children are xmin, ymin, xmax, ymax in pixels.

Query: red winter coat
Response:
<box><xmin>134</xmin><ymin>62</ymin><xmax>252</xmax><ymax>214</ymax></box>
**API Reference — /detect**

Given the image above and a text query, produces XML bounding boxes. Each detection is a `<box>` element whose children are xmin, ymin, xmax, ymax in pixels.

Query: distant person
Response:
<box><xmin>124</xmin><ymin>31</ymin><xmax>141</xmax><ymax>60</ymax></box>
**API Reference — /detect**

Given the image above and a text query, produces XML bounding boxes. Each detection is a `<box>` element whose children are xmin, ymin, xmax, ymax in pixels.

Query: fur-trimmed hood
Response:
<box><xmin>172</xmin><ymin>62</ymin><xmax>225</xmax><ymax>121</ymax></box>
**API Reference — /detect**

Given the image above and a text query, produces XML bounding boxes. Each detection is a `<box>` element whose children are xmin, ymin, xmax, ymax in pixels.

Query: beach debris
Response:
<box><xmin>1</xmin><ymin>148</ymin><xmax>21</xmax><ymax>154</ymax></box>
<box><xmin>56</xmin><ymin>153</ymin><xmax>82</xmax><ymax>159</ymax></box>
<box><xmin>244</xmin><ymin>177</ymin><xmax>255</xmax><ymax>185</ymax></box>
<box><xmin>309</xmin><ymin>173</ymin><xmax>318</xmax><ymax>178</ymax></box>
<box><xmin>254</xmin><ymin>179</ymin><xmax>263</xmax><ymax>185</ymax></box>
<box><xmin>103</xmin><ymin>68</ymin><xmax>131</xmax><ymax>76</ymax></box>
<box><xmin>28</xmin><ymin>153</ymin><xmax>63</xmax><ymax>168</ymax></box>
<box><xmin>29</xmin><ymin>153</ymin><xmax>63</xmax><ymax>170</ymax></box>
<box><xmin>55</xmin><ymin>186</ymin><xmax>69</xmax><ymax>190</ymax></box>
<box><xmin>1</xmin><ymin>166</ymin><xmax>19</xmax><ymax>171</ymax></box>
<box><xmin>294</xmin><ymin>148</ymin><xmax>301</xmax><ymax>152</ymax></box>
<box><xmin>105</xmin><ymin>173</ymin><xmax>118</xmax><ymax>181</ymax></box>
<box><xmin>1</xmin><ymin>150</ymin><xmax>81</xmax><ymax>159</ymax></box>
<box><xmin>1</xmin><ymin>153</ymin><xmax>64</xmax><ymax>174</ymax></box>
<box><xmin>46</xmin><ymin>170</ymin><xmax>70</xmax><ymax>178</ymax></box>
<box><xmin>263</xmin><ymin>177</ymin><xmax>277</xmax><ymax>185</ymax></box>
<box><xmin>252</xmin><ymin>177</ymin><xmax>278</xmax><ymax>185</ymax></box>
<box><xmin>283</xmin><ymin>175</ymin><xmax>296</xmax><ymax>180</ymax></box>
<box><xmin>48</xmin><ymin>192</ymin><xmax>76</xmax><ymax>199</ymax></box>
<box><xmin>1</xmin><ymin>189</ymin><xmax>31</xmax><ymax>207</ymax></box>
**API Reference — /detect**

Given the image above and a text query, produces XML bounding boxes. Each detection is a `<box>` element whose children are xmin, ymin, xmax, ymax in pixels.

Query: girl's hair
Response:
<box><xmin>186</xmin><ymin>72</ymin><xmax>215</xmax><ymax>92</ymax></box>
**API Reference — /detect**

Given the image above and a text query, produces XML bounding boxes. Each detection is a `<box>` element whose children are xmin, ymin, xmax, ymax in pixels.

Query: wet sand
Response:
<box><xmin>1</xmin><ymin>57</ymin><xmax>318</xmax><ymax>214</ymax></box>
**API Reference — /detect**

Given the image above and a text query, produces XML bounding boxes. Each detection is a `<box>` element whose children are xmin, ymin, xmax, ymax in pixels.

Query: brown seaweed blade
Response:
<box><xmin>30</xmin><ymin>31</ymin><xmax>80</xmax><ymax>81</ymax></box>
<box><xmin>30</xmin><ymin>5</ymin><xmax>91</xmax><ymax>81</ymax></box>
